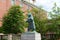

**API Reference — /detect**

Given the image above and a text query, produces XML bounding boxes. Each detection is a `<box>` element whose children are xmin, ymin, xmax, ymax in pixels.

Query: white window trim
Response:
<box><xmin>11</xmin><ymin>0</ymin><xmax>15</xmax><ymax>5</ymax></box>
<box><xmin>20</xmin><ymin>1</ymin><xmax>23</xmax><ymax>7</ymax></box>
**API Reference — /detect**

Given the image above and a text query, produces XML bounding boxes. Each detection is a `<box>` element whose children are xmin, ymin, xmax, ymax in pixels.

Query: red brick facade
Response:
<box><xmin>0</xmin><ymin>0</ymin><xmax>32</xmax><ymax>26</ymax></box>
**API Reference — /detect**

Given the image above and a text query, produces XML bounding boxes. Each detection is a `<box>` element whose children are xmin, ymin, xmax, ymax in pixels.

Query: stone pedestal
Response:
<box><xmin>21</xmin><ymin>31</ymin><xmax>41</xmax><ymax>40</ymax></box>
<box><xmin>8</xmin><ymin>34</ymin><xmax>12</xmax><ymax>40</ymax></box>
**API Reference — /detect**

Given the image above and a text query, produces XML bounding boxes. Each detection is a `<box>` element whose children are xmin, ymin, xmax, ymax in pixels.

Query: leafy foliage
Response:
<box><xmin>48</xmin><ymin>3</ymin><xmax>60</xmax><ymax>34</ymax></box>
<box><xmin>31</xmin><ymin>8</ymin><xmax>47</xmax><ymax>33</ymax></box>
<box><xmin>34</xmin><ymin>16</ymin><xmax>47</xmax><ymax>33</ymax></box>
<box><xmin>2</xmin><ymin>5</ymin><xmax>26</xmax><ymax>34</ymax></box>
<box><xmin>0</xmin><ymin>27</ymin><xmax>3</xmax><ymax>33</ymax></box>
<box><xmin>31</xmin><ymin>8</ymin><xmax>47</xmax><ymax>20</ymax></box>
<box><xmin>31</xmin><ymin>3</ymin><xmax>60</xmax><ymax>40</ymax></box>
<box><xmin>47</xmin><ymin>3</ymin><xmax>60</xmax><ymax>39</ymax></box>
<box><xmin>49</xmin><ymin>3</ymin><xmax>60</xmax><ymax>19</ymax></box>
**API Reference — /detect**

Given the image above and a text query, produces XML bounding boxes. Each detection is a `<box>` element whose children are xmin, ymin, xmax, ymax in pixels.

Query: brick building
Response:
<box><xmin>0</xmin><ymin>0</ymin><xmax>32</xmax><ymax>26</ymax></box>
<box><xmin>0</xmin><ymin>0</ymin><xmax>47</xmax><ymax>27</ymax></box>
<box><xmin>0</xmin><ymin>0</ymin><xmax>47</xmax><ymax>40</ymax></box>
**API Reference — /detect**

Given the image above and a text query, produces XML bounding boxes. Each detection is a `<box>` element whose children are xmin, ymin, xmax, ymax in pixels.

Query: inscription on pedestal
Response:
<box><xmin>21</xmin><ymin>32</ymin><xmax>41</xmax><ymax>40</ymax></box>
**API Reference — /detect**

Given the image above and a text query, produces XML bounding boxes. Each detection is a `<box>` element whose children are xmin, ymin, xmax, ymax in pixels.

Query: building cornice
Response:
<box><xmin>22</xmin><ymin>0</ymin><xmax>47</xmax><ymax>12</ymax></box>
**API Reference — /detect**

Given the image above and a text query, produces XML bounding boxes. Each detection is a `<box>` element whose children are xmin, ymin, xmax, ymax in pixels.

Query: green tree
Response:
<box><xmin>34</xmin><ymin>16</ymin><xmax>47</xmax><ymax>33</ymax></box>
<box><xmin>49</xmin><ymin>3</ymin><xmax>60</xmax><ymax>19</ymax></box>
<box><xmin>48</xmin><ymin>3</ymin><xmax>60</xmax><ymax>34</ymax></box>
<box><xmin>0</xmin><ymin>27</ymin><xmax>3</xmax><ymax>33</ymax></box>
<box><xmin>2</xmin><ymin>5</ymin><xmax>26</xmax><ymax>34</ymax></box>
<box><xmin>31</xmin><ymin>8</ymin><xmax>47</xmax><ymax>34</ymax></box>
<box><xmin>46</xmin><ymin>18</ymin><xmax>60</xmax><ymax>40</ymax></box>
<box><xmin>32</xmin><ymin>7</ymin><xmax>60</xmax><ymax>40</ymax></box>
<box><xmin>31</xmin><ymin>8</ymin><xmax>47</xmax><ymax>20</ymax></box>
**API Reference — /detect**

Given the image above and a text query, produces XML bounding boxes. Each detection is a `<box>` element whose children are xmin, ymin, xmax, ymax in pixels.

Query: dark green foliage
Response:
<box><xmin>31</xmin><ymin>8</ymin><xmax>48</xmax><ymax>34</ymax></box>
<box><xmin>32</xmin><ymin>5</ymin><xmax>60</xmax><ymax>39</ymax></box>
<box><xmin>34</xmin><ymin>15</ymin><xmax>60</xmax><ymax>40</ymax></box>
<box><xmin>2</xmin><ymin>39</ymin><xmax>7</xmax><ymax>40</ymax></box>
<box><xmin>34</xmin><ymin>16</ymin><xmax>47</xmax><ymax>33</ymax></box>
<box><xmin>48</xmin><ymin>3</ymin><xmax>60</xmax><ymax>34</ymax></box>
<box><xmin>2</xmin><ymin>5</ymin><xmax>26</xmax><ymax>34</ymax></box>
<box><xmin>0</xmin><ymin>27</ymin><xmax>3</xmax><ymax>33</ymax></box>
<box><xmin>46</xmin><ymin>19</ymin><xmax>60</xmax><ymax>40</ymax></box>
<box><xmin>45</xmin><ymin>3</ymin><xmax>60</xmax><ymax>39</ymax></box>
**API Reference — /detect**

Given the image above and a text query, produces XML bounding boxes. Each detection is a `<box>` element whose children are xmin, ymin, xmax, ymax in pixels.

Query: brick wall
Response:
<box><xmin>0</xmin><ymin>0</ymin><xmax>32</xmax><ymax>26</ymax></box>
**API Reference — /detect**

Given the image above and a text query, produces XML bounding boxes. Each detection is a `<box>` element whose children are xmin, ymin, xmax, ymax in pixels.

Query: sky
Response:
<box><xmin>29</xmin><ymin>0</ymin><xmax>60</xmax><ymax>12</ymax></box>
<box><xmin>27</xmin><ymin>0</ymin><xmax>60</xmax><ymax>19</ymax></box>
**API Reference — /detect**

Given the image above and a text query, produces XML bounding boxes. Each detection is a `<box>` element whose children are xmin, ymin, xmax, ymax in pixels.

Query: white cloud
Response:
<box><xmin>33</xmin><ymin>0</ymin><xmax>60</xmax><ymax>11</ymax></box>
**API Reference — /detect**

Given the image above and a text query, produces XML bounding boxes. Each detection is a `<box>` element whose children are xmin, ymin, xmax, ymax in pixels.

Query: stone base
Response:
<box><xmin>21</xmin><ymin>31</ymin><xmax>41</xmax><ymax>40</ymax></box>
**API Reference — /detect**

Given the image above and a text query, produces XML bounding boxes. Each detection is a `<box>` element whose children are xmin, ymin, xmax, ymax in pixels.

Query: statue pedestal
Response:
<box><xmin>21</xmin><ymin>31</ymin><xmax>41</xmax><ymax>40</ymax></box>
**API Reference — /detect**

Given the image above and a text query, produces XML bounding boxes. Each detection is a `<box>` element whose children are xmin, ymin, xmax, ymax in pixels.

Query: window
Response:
<box><xmin>11</xmin><ymin>0</ymin><xmax>15</xmax><ymax>5</ymax></box>
<box><xmin>27</xmin><ymin>6</ymin><xmax>30</xmax><ymax>10</ymax></box>
<box><xmin>20</xmin><ymin>1</ymin><xmax>23</xmax><ymax>7</ymax></box>
<box><xmin>26</xmin><ymin>4</ymin><xmax>30</xmax><ymax>10</ymax></box>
